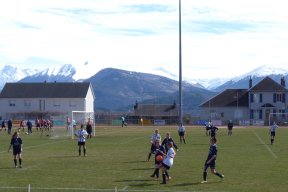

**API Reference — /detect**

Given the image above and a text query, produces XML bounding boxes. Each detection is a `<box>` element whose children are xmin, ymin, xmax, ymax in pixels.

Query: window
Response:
<box><xmin>259</xmin><ymin>109</ymin><xmax>262</xmax><ymax>119</ymax></box>
<box><xmin>274</xmin><ymin>93</ymin><xmax>285</xmax><ymax>102</ymax></box>
<box><xmin>250</xmin><ymin>93</ymin><xmax>254</xmax><ymax>103</ymax></box>
<box><xmin>250</xmin><ymin>109</ymin><xmax>254</xmax><ymax>119</ymax></box>
<box><xmin>9</xmin><ymin>100</ymin><xmax>16</xmax><ymax>107</ymax></box>
<box><xmin>259</xmin><ymin>93</ymin><xmax>263</xmax><ymax>103</ymax></box>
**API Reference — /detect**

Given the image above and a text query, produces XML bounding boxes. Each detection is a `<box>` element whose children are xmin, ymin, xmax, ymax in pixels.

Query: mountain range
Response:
<box><xmin>0</xmin><ymin>64</ymin><xmax>288</xmax><ymax>113</ymax></box>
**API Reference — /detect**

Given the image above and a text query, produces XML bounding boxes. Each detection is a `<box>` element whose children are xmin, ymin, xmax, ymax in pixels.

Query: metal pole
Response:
<box><xmin>178</xmin><ymin>0</ymin><xmax>183</xmax><ymax>125</ymax></box>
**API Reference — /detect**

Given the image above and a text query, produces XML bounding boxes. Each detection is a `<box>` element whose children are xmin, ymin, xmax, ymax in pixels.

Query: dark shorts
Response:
<box><xmin>78</xmin><ymin>142</ymin><xmax>86</xmax><ymax>146</ymax></box>
<box><xmin>271</xmin><ymin>131</ymin><xmax>275</xmax><ymax>136</ymax></box>
<box><xmin>162</xmin><ymin>162</ymin><xmax>171</xmax><ymax>170</ymax></box>
<box><xmin>13</xmin><ymin>148</ymin><xmax>21</xmax><ymax>155</ymax></box>
<box><xmin>204</xmin><ymin>160</ymin><xmax>216</xmax><ymax>170</ymax></box>
<box><xmin>178</xmin><ymin>131</ymin><xmax>185</xmax><ymax>136</ymax></box>
<box><xmin>228</xmin><ymin>126</ymin><xmax>233</xmax><ymax>130</ymax></box>
<box><xmin>150</xmin><ymin>144</ymin><xmax>156</xmax><ymax>152</ymax></box>
<box><xmin>87</xmin><ymin>128</ymin><xmax>92</xmax><ymax>134</ymax></box>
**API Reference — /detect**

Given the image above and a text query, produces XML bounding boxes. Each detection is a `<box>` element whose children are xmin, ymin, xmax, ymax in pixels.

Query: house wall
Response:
<box><xmin>0</xmin><ymin>98</ymin><xmax>87</xmax><ymax>120</ymax></box>
<box><xmin>85</xmin><ymin>85</ymin><xmax>95</xmax><ymax>112</ymax></box>
<box><xmin>199</xmin><ymin>107</ymin><xmax>249</xmax><ymax>125</ymax></box>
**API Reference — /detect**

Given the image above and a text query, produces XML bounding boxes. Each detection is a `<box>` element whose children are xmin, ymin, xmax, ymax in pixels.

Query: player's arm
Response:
<box><xmin>8</xmin><ymin>144</ymin><xmax>12</xmax><ymax>152</ymax></box>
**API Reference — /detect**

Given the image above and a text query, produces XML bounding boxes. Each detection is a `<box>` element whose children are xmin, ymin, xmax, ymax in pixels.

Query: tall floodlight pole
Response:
<box><xmin>178</xmin><ymin>0</ymin><xmax>183</xmax><ymax>125</ymax></box>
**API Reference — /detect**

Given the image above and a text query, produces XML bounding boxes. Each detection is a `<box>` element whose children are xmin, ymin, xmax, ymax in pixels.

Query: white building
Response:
<box><xmin>0</xmin><ymin>82</ymin><xmax>95</xmax><ymax>123</ymax></box>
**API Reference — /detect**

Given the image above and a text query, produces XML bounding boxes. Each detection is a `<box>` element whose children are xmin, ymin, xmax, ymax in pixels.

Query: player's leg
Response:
<box><xmin>211</xmin><ymin>168</ymin><xmax>224</xmax><ymax>179</ymax></box>
<box><xmin>13</xmin><ymin>154</ymin><xmax>17</xmax><ymax>168</ymax></box>
<box><xmin>18</xmin><ymin>153</ymin><xmax>22</xmax><ymax>168</ymax></box>
<box><xmin>83</xmin><ymin>143</ymin><xmax>86</xmax><ymax>156</ymax></box>
<box><xmin>160</xmin><ymin>166</ymin><xmax>167</xmax><ymax>184</ymax></box>
<box><xmin>201</xmin><ymin>164</ymin><xmax>209</xmax><ymax>183</ymax></box>
<box><xmin>78</xmin><ymin>143</ymin><xmax>81</xmax><ymax>156</ymax></box>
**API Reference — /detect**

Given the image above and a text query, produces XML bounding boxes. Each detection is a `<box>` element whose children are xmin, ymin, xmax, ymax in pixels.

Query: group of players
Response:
<box><xmin>147</xmin><ymin>122</ymin><xmax>226</xmax><ymax>184</ymax></box>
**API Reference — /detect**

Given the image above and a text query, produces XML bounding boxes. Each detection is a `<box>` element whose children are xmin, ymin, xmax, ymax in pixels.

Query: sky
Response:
<box><xmin>1</xmin><ymin>0</ymin><xmax>288</xmax><ymax>81</ymax></box>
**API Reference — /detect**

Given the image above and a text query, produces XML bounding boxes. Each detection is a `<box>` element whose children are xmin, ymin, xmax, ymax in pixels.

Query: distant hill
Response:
<box><xmin>85</xmin><ymin>68</ymin><xmax>216</xmax><ymax>114</ymax></box>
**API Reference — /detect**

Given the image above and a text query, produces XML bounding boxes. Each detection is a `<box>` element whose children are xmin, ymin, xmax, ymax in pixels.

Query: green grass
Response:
<box><xmin>0</xmin><ymin>126</ymin><xmax>288</xmax><ymax>192</ymax></box>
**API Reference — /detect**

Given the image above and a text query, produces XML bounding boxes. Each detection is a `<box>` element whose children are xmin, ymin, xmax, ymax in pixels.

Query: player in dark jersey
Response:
<box><xmin>8</xmin><ymin>131</ymin><xmax>23</xmax><ymax>168</ymax></box>
<box><xmin>162</xmin><ymin>132</ymin><xmax>178</xmax><ymax>153</ymax></box>
<box><xmin>150</xmin><ymin>140</ymin><xmax>165</xmax><ymax>180</ymax></box>
<box><xmin>227</xmin><ymin>120</ymin><xmax>233</xmax><ymax>136</ymax></box>
<box><xmin>210</xmin><ymin>126</ymin><xmax>218</xmax><ymax>138</ymax></box>
<box><xmin>86</xmin><ymin>120</ymin><xmax>93</xmax><ymax>139</ymax></box>
<box><xmin>201</xmin><ymin>137</ymin><xmax>224</xmax><ymax>183</ymax></box>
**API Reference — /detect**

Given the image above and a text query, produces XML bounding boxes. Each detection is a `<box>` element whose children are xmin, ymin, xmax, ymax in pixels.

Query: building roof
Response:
<box><xmin>0</xmin><ymin>82</ymin><xmax>93</xmax><ymax>99</ymax></box>
<box><xmin>250</xmin><ymin>76</ymin><xmax>287</xmax><ymax>92</ymax></box>
<box><xmin>200</xmin><ymin>89</ymin><xmax>249</xmax><ymax>108</ymax></box>
<box><xmin>132</xmin><ymin>104</ymin><xmax>178</xmax><ymax>117</ymax></box>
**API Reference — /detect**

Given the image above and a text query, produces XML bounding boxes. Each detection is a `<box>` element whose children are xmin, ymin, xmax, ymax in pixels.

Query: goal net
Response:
<box><xmin>71</xmin><ymin>111</ymin><xmax>95</xmax><ymax>139</ymax></box>
<box><xmin>269</xmin><ymin>113</ymin><xmax>288</xmax><ymax>126</ymax></box>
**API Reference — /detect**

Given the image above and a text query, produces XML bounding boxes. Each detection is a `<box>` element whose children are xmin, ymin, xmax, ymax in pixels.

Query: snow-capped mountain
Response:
<box><xmin>212</xmin><ymin>65</ymin><xmax>288</xmax><ymax>91</ymax></box>
<box><xmin>0</xmin><ymin>65</ymin><xmax>38</xmax><ymax>89</ymax></box>
<box><xmin>19</xmin><ymin>64</ymin><xmax>76</xmax><ymax>83</ymax></box>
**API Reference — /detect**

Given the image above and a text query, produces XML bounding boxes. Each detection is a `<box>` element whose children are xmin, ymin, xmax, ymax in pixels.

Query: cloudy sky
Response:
<box><xmin>1</xmin><ymin>0</ymin><xmax>288</xmax><ymax>80</ymax></box>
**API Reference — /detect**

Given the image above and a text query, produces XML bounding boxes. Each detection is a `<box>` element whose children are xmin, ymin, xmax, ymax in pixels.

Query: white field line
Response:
<box><xmin>253</xmin><ymin>130</ymin><xmax>278</xmax><ymax>159</ymax></box>
<box><xmin>0</xmin><ymin>186</ymin><xmax>227</xmax><ymax>192</ymax></box>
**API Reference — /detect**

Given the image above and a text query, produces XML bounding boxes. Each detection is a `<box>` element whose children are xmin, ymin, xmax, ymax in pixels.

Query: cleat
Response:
<box><xmin>201</xmin><ymin>180</ymin><xmax>207</xmax><ymax>184</ymax></box>
<box><xmin>19</xmin><ymin>165</ymin><xmax>22</xmax><ymax>168</ymax></box>
<box><xmin>15</xmin><ymin>166</ymin><xmax>18</xmax><ymax>168</ymax></box>
<box><xmin>150</xmin><ymin>174</ymin><xmax>155</xmax><ymax>178</ymax></box>
<box><xmin>160</xmin><ymin>182</ymin><xmax>166</xmax><ymax>184</ymax></box>
<box><xmin>154</xmin><ymin>177</ymin><xmax>159</xmax><ymax>181</ymax></box>
<box><xmin>168</xmin><ymin>176</ymin><xmax>172</xmax><ymax>180</ymax></box>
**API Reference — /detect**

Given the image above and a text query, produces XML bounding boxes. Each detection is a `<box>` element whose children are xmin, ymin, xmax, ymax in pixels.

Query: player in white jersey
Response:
<box><xmin>160</xmin><ymin>142</ymin><xmax>176</xmax><ymax>184</ymax></box>
<box><xmin>147</xmin><ymin>129</ymin><xmax>161</xmax><ymax>161</ymax></box>
<box><xmin>270</xmin><ymin>122</ymin><xmax>278</xmax><ymax>145</ymax></box>
<box><xmin>75</xmin><ymin>124</ymin><xmax>88</xmax><ymax>156</ymax></box>
<box><xmin>178</xmin><ymin>123</ymin><xmax>186</xmax><ymax>144</ymax></box>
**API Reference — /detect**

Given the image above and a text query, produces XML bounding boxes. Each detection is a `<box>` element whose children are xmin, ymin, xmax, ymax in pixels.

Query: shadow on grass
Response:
<box><xmin>173</xmin><ymin>180</ymin><xmax>223</xmax><ymax>187</ymax></box>
<box><xmin>115</xmin><ymin>179</ymin><xmax>156</xmax><ymax>187</ymax></box>
<box><xmin>115</xmin><ymin>179</ymin><xmax>152</xmax><ymax>183</ymax></box>
<box><xmin>130</xmin><ymin>167</ymin><xmax>154</xmax><ymax>171</ymax></box>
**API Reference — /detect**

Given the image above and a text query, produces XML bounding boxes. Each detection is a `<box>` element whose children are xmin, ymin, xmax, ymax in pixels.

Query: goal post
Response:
<box><xmin>268</xmin><ymin>113</ymin><xmax>288</xmax><ymax>126</ymax></box>
<box><xmin>71</xmin><ymin>111</ymin><xmax>95</xmax><ymax>139</ymax></box>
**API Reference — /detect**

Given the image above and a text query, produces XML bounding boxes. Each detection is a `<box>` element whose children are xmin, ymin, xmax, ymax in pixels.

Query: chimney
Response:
<box><xmin>281</xmin><ymin>77</ymin><xmax>286</xmax><ymax>87</ymax></box>
<box><xmin>249</xmin><ymin>76</ymin><xmax>252</xmax><ymax>88</ymax></box>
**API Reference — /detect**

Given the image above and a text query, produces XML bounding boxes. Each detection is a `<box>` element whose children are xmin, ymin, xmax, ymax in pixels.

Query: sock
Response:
<box><xmin>183</xmin><ymin>138</ymin><xmax>186</xmax><ymax>144</ymax></box>
<box><xmin>78</xmin><ymin>149</ymin><xmax>81</xmax><ymax>156</ymax></box>
<box><xmin>272</xmin><ymin>139</ymin><xmax>274</xmax><ymax>144</ymax></box>
<box><xmin>165</xmin><ymin>170</ymin><xmax>170</xmax><ymax>178</ymax></box>
<box><xmin>215</xmin><ymin>172</ymin><xmax>223</xmax><ymax>178</ymax></box>
<box><xmin>162</xmin><ymin>174</ymin><xmax>166</xmax><ymax>184</ymax></box>
<box><xmin>19</xmin><ymin>158</ymin><xmax>22</xmax><ymax>165</ymax></box>
<box><xmin>14</xmin><ymin>159</ymin><xmax>17</xmax><ymax>166</ymax></box>
<box><xmin>156</xmin><ymin>168</ymin><xmax>159</xmax><ymax>178</ymax></box>
<box><xmin>271</xmin><ymin>139</ymin><xmax>273</xmax><ymax>144</ymax></box>
<box><xmin>203</xmin><ymin>172</ymin><xmax>207</xmax><ymax>181</ymax></box>
<box><xmin>84</xmin><ymin>149</ymin><xmax>86</xmax><ymax>156</ymax></box>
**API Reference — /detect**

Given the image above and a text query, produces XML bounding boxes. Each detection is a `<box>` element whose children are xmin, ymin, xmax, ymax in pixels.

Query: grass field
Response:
<box><xmin>0</xmin><ymin>125</ymin><xmax>288</xmax><ymax>192</ymax></box>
